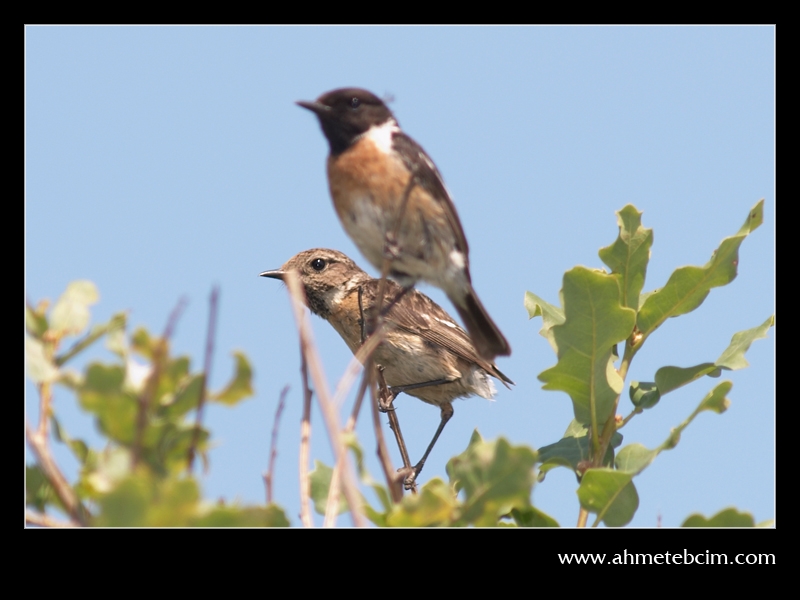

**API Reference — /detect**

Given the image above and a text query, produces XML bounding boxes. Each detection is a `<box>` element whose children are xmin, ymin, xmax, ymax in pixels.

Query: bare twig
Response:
<box><xmin>345</xmin><ymin>370</ymin><xmax>371</xmax><ymax>434</ymax></box>
<box><xmin>36</xmin><ymin>382</ymin><xmax>52</xmax><ymax>440</ymax></box>
<box><xmin>162</xmin><ymin>296</ymin><xmax>189</xmax><ymax>341</ymax></box>
<box><xmin>27</xmin><ymin>323</ymin><xmax>87</xmax><ymax>525</ymax></box>
<box><xmin>188</xmin><ymin>286</ymin><xmax>219</xmax><ymax>473</ymax></box>
<box><xmin>323</xmin><ymin>365</ymin><xmax>372</xmax><ymax>527</ymax></box>
<box><xmin>299</xmin><ymin>354</ymin><xmax>313</xmax><ymax>528</ymax></box>
<box><xmin>331</xmin><ymin>326</ymin><xmax>387</xmax><ymax>409</ymax></box>
<box><xmin>25</xmin><ymin>422</ymin><xmax>86</xmax><ymax>526</ymax></box>
<box><xmin>619</xmin><ymin>407</ymin><xmax>643</xmax><ymax>429</ymax></box>
<box><xmin>592</xmin><ymin>340</ymin><xmax>636</xmax><ymax>469</ymax></box>
<box><xmin>373</xmin><ymin>169</ymin><xmax>417</xmax><ymax>318</ymax></box>
<box><xmin>132</xmin><ymin>296</ymin><xmax>187</xmax><ymax>468</ymax></box>
<box><xmin>363</xmin><ymin>273</ymin><xmax>414</xmax><ymax>495</ymax></box>
<box><xmin>323</xmin><ymin>366</ymin><xmax>404</xmax><ymax>525</ymax></box>
<box><xmin>323</xmin><ymin>176</ymin><xmax>419</xmax><ymax>523</ymax></box>
<box><xmin>25</xmin><ymin>510</ymin><xmax>78</xmax><ymax>528</ymax></box>
<box><xmin>364</xmin><ymin>172</ymin><xmax>417</xmax><ymax>493</ymax></box>
<box><xmin>263</xmin><ymin>386</ymin><xmax>289</xmax><ymax>504</ymax></box>
<box><xmin>324</xmin><ymin>294</ymin><xmax>411</xmax><ymax>522</ymax></box>
<box><xmin>54</xmin><ymin>313</ymin><xmax>127</xmax><ymax>367</ymax></box>
<box><xmin>283</xmin><ymin>270</ymin><xmax>366</xmax><ymax>527</ymax></box>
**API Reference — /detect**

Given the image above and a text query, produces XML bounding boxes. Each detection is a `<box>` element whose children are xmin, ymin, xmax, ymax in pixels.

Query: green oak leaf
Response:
<box><xmin>524</xmin><ymin>291</ymin><xmax>565</xmax><ymax>354</ymax></box>
<box><xmin>210</xmin><ymin>352</ymin><xmax>253</xmax><ymax>405</ymax></box>
<box><xmin>631</xmin><ymin>315</ymin><xmax>772</xmax><ymax>407</ymax></box>
<box><xmin>617</xmin><ymin>381</ymin><xmax>733</xmax><ymax>476</ymax></box>
<box><xmin>578</xmin><ymin>468</ymin><xmax>639</xmax><ymax>527</ymax></box>
<box><xmin>25</xmin><ymin>302</ymin><xmax>49</xmax><ymax>339</ymax></box>
<box><xmin>447</xmin><ymin>431</ymin><xmax>537</xmax><ymax>527</ymax></box>
<box><xmin>715</xmin><ymin>315</ymin><xmax>775</xmax><ymax>371</ymax></box>
<box><xmin>50</xmin><ymin>281</ymin><xmax>99</xmax><ymax>337</ymax></box>
<box><xmin>537</xmin><ymin>420</ymin><xmax>622</xmax><ymax>479</ymax></box>
<box><xmin>26</xmin><ymin>336</ymin><xmax>59</xmax><ymax>384</ymax></box>
<box><xmin>682</xmin><ymin>507</ymin><xmax>755</xmax><ymax>527</ymax></box>
<box><xmin>193</xmin><ymin>504</ymin><xmax>290</xmax><ymax>527</ymax></box>
<box><xmin>538</xmin><ymin>267</ymin><xmax>636</xmax><ymax>426</ymax></box>
<box><xmin>637</xmin><ymin>200</ymin><xmax>763</xmax><ymax>337</ymax></box>
<box><xmin>309</xmin><ymin>460</ymin><xmax>347</xmax><ymax>516</ymax></box>
<box><xmin>598</xmin><ymin>204</ymin><xmax>653</xmax><ymax>310</ymax></box>
<box><xmin>510</xmin><ymin>506</ymin><xmax>560</xmax><ymax>527</ymax></box>
<box><xmin>385</xmin><ymin>478</ymin><xmax>459</xmax><ymax>527</ymax></box>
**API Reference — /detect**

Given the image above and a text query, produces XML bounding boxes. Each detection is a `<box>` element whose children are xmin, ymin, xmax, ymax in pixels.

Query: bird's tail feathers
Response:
<box><xmin>453</xmin><ymin>286</ymin><xmax>511</xmax><ymax>362</ymax></box>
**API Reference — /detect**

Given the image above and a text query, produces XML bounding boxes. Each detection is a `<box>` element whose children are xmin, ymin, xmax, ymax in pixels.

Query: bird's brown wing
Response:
<box><xmin>392</xmin><ymin>132</ymin><xmax>470</xmax><ymax>263</ymax></box>
<box><xmin>361</xmin><ymin>280</ymin><xmax>512</xmax><ymax>386</ymax></box>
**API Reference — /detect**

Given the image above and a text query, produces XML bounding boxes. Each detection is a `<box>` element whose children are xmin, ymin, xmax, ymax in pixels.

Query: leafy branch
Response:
<box><xmin>25</xmin><ymin>282</ymin><xmax>286</xmax><ymax>527</ymax></box>
<box><xmin>527</xmin><ymin>200</ymin><xmax>772</xmax><ymax>526</ymax></box>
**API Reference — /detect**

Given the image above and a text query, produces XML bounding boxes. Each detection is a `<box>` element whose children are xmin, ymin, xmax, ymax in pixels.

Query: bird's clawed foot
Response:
<box><xmin>398</xmin><ymin>465</ymin><xmax>420</xmax><ymax>492</ymax></box>
<box><xmin>377</xmin><ymin>378</ymin><xmax>398</xmax><ymax>413</ymax></box>
<box><xmin>402</xmin><ymin>461</ymin><xmax>426</xmax><ymax>491</ymax></box>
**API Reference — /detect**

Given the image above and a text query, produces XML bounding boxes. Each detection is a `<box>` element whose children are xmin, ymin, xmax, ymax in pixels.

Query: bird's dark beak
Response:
<box><xmin>259</xmin><ymin>269</ymin><xmax>285</xmax><ymax>281</ymax></box>
<box><xmin>296</xmin><ymin>100</ymin><xmax>329</xmax><ymax>117</ymax></box>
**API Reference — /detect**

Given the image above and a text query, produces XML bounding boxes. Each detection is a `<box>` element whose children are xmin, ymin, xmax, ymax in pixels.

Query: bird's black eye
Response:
<box><xmin>350</xmin><ymin>97</ymin><xmax>361</xmax><ymax>109</ymax></box>
<box><xmin>310</xmin><ymin>258</ymin><xmax>327</xmax><ymax>271</ymax></box>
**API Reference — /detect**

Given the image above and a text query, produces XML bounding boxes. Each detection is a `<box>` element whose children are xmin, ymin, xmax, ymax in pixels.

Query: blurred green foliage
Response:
<box><xmin>25</xmin><ymin>284</ymin><xmax>287</xmax><ymax>527</ymax></box>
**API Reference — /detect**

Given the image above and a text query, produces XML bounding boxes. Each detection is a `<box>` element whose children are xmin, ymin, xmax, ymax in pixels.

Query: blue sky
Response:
<box><xmin>25</xmin><ymin>26</ymin><xmax>774</xmax><ymax>527</ymax></box>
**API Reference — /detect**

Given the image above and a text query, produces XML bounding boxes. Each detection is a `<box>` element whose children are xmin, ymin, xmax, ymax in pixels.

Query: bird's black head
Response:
<box><xmin>297</xmin><ymin>88</ymin><xmax>395</xmax><ymax>155</ymax></box>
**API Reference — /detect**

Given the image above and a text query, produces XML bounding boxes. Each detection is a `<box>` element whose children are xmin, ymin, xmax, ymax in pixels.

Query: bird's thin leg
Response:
<box><xmin>404</xmin><ymin>403</ymin><xmax>454</xmax><ymax>490</ymax></box>
<box><xmin>376</xmin><ymin>367</ymin><xmax>400</xmax><ymax>412</ymax></box>
<box><xmin>388</xmin><ymin>378</ymin><xmax>453</xmax><ymax>399</ymax></box>
<box><xmin>375</xmin><ymin>369</ymin><xmax>415</xmax><ymax>489</ymax></box>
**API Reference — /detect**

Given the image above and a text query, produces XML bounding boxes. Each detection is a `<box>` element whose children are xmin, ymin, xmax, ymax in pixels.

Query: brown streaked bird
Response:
<box><xmin>260</xmin><ymin>248</ymin><xmax>513</xmax><ymax>486</ymax></box>
<box><xmin>296</xmin><ymin>88</ymin><xmax>511</xmax><ymax>362</ymax></box>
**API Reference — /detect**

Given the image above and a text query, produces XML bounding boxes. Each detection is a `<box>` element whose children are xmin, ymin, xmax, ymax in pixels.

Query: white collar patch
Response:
<box><xmin>362</xmin><ymin>119</ymin><xmax>399</xmax><ymax>155</ymax></box>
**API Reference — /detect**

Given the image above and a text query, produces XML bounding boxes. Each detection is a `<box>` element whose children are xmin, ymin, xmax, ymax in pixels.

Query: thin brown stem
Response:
<box><xmin>36</xmin><ymin>382</ymin><xmax>52</xmax><ymax>438</ymax></box>
<box><xmin>593</xmin><ymin>339</ymin><xmax>636</xmax><ymax>467</ymax></box>
<box><xmin>25</xmin><ymin>422</ymin><xmax>86</xmax><ymax>526</ymax></box>
<box><xmin>329</xmin><ymin>277</ymin><xmax>408</xmax><ymax>514</ymax></box>
<box><xmin>133</xmin><ymin>296</ymin><xmax>187</xmax><ymax>468</ymax></box>
<box><xmin>386</xmin><ymin>170</ymin><xmax>417</xmax><ymax>263</ymax></box>
<box><xmin>27</xmin><ymin>327</ymin><xmax>86</xmax><ymax>525</ymax></box>
<box><xmin>618</xmin><ymin>339</ymin><xmax>635</xmax><ymax>382</ymax></box>
<box><xmin>324</xmin><ymin>175</ymin><xmax>419</xmax><ymax>522</ymax></box>
<box><xmin>323</xmin><ymin>344</ymin><xmax>404</xmax><ymax>524</ymax></box>
<box><xmin>619</xmin><ymin>407</ymin><xmax>643</xmax><ymax>429</ymax></box>
<box><xmin>323</xmin><ymin>366</ymin><xmax>374</xmax><ymax>527</ymax></box>
<box><xmin>577</xmin><ymin>506</ymin><xmax>589</xmax><ymax>528</ymax></box>
<box><xmin>188</xmin><ymin>286</ymin><xmax>219</xmax><ymax>474</ymax></box>
<box><xmin>263</xmin><ymin>386</ymin><xmax>289</xmax><ymax>504</ymax></box>
<box><xmin>284</xmin><ymin>270</ymin><xmax>366</xmax><ymax>527</ymax></box>
<box><xmin>25</xmin><ymin>510</ymin><xmax>78</xmax><ymax>528</ymax></box>
<box><xmin>373</xmin><ymin>168</ymin><xmax>417</xmax><ymax>327</ymax></box>
<box><xmin>356</xmin><ymin>281</ymin><xmax>413</xmax><ymax>495</ymax></box>
<box><xmin>345</xmin><ymin>368</ymin><xmax>371</xmax><ymax>433</ymax></box>
<box><xmin>299</xmin><ymin>355</ymin><xmax>313</xmax><ymax>528</ymax></box>
<box><xmin>331</xmin><ymin>324</ymin><xmax>387</xmax><ymax>408</ymax></box>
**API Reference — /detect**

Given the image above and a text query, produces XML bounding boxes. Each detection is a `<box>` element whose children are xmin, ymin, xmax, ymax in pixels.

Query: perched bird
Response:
<box><xmin>260</xmin><ymin>248</ymin><xmax>513</xmax><ymax>485</ymax></box>
<box><xmin>297</xmin><ymin>88</ymin><xmax>511</xmax><ymax>361</ymax></box>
